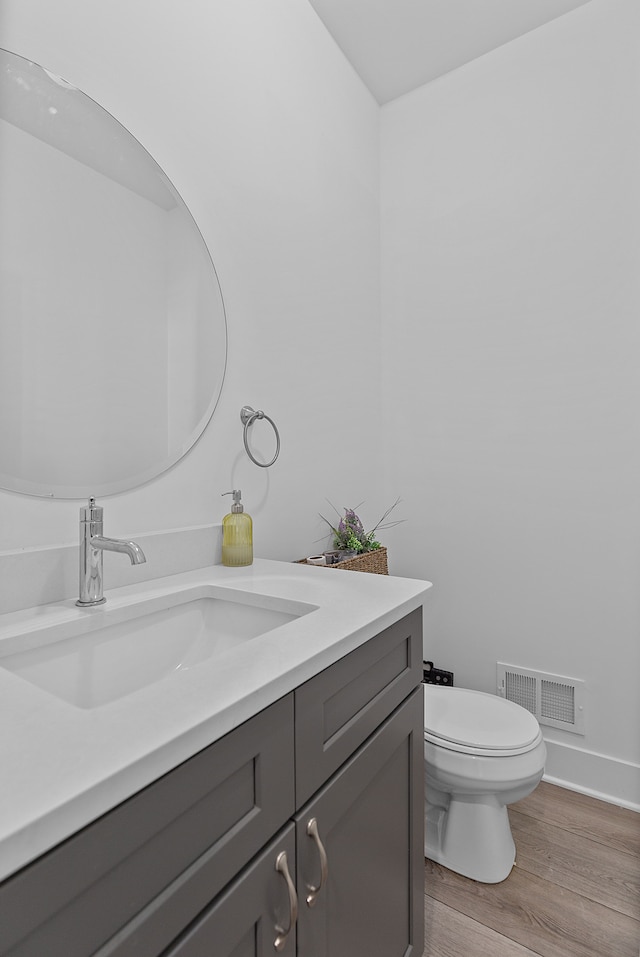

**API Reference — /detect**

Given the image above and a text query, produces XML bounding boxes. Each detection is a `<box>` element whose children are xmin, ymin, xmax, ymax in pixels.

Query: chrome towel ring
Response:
<box><xmin>240</xmin><ymin>405</ymin><xmax>281</xmax><ymax>468</ymax></box>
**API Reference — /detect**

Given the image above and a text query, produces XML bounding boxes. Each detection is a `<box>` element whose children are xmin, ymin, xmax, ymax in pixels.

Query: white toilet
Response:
<box><xmin>423</xmin><ymin>684</ymin><xmax>546</xmax><ymax>883</ymax></box>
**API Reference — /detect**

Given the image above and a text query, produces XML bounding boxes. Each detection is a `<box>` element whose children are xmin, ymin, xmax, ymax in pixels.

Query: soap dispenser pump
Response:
<box><xmin>221</xmin><ymin>490</ymin><xmax>253</xmax><ymax>567</ymax></box>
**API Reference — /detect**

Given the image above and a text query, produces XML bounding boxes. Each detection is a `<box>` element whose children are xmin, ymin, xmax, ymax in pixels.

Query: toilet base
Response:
<box><xmin>425</xmin><ymin>793</ymin><xmax>516</xmax><ymax>883</ymax></box>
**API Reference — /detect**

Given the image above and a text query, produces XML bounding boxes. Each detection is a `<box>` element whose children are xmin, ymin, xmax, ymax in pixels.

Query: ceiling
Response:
<box><xmin>307</xmin><ymin>0</ymin><xmax>593</xmax><ymax>103</ymax></box>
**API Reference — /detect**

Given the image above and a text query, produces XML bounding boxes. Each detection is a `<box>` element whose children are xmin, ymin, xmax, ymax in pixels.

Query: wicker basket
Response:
<box><xmin>297</xmin><ymin>547</ymin><xmax>388</xmax><ymax>575</ymax></box>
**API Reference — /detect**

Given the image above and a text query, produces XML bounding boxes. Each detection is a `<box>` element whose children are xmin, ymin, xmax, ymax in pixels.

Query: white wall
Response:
<box><xmin>0</xmin><ymin>0</ymin><xmax>381</xmax><ymax>556</ymax></box>
<box><xmin>381</xmin><ymin>0</ymin><xmax>640</xmax><ymax>806</ymax></box>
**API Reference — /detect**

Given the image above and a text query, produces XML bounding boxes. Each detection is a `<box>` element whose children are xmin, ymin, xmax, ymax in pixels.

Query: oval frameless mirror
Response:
<box><xmin>0</xmin><ymin>49</ymin><xmax>227</xmax><ymax>498</ymax></box>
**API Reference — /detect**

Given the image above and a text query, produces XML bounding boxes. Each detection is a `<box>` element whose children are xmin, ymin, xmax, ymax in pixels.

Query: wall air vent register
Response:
<box><xmin>497</xmin><ymin>663</ymin><xmax>585</xmax><ymax>735</ymax></box>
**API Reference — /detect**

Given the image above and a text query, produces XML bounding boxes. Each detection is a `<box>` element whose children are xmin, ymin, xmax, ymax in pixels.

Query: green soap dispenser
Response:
<box><xmin>221</xmin><ymin>490</ymin><xmax>253</xmax><ymax>567</ymax></box>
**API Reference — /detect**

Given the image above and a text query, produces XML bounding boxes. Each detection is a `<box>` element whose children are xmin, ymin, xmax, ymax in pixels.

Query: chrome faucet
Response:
<box><xmin>76</xmin><ymin>498</ymin><xmax>146</xmax><ymax>606</ymax></box>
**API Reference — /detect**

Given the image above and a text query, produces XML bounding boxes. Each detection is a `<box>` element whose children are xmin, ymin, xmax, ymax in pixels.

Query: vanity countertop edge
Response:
<box><xmin>0</xmin><ymin>557</ymin><xmax>431</xmax><ymax>882</ymax></box>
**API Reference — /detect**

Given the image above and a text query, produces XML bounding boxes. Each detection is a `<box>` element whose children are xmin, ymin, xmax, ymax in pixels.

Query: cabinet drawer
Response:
<box><xmin>295</xmin><ymin>607</ymin><xmax>422</xmax><ymax>806</ymax></box>
<box><xmin>0</xmin><ymin>694</ymin><xmax>295</xmax><ymax>957</ymax></box>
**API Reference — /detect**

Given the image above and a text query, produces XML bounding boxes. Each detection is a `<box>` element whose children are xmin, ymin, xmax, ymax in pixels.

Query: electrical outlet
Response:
<box><xmin>423</xmin><ymin>661</ymin><xmax>454</xmax><ymax>686</ymax></box>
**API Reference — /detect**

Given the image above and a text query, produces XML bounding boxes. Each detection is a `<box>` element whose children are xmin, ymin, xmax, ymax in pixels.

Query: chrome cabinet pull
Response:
<box><xmin>274</xmin><ymin>850</ymin><xmax>298</xmax><ymax>952</ymax></box>
<box><xmin>305</xmin><ymin>817</ymin><xmax>329</xmax><ymax>907</ymax></box>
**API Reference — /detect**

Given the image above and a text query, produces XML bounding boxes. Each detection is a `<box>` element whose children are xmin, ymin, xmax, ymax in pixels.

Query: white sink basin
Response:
<box><xmin>0</xmin><ymin>587</ymin><xmax>315</xmax><ymax>709</ymax></box>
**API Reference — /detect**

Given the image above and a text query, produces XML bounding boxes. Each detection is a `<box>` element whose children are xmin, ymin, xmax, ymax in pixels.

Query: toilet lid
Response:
<box><xmin>424</xmin><ymin>686</ymin><xmax>540</xmax><ymax>751</ymax></box>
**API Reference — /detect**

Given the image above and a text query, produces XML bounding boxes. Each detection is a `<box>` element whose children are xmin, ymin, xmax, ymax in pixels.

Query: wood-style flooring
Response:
<box><xmin>423</xmin><ymin>781</ymin><xmax>640</xmax><ymax>957</ymax></box>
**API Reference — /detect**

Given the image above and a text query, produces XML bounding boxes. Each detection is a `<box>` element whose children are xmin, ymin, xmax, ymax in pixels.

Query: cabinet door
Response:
<box><xmin>295</xmin><ymin>688</ymin><xmax>423</xmax><ymax>957</ymax></box>
<box><xmin>165</xmin><ymin>824</ymin><xmax>298</xmax><ymax>957</ymax></box>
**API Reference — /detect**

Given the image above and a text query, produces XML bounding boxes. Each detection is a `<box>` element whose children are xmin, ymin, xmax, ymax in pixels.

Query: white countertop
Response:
<box><xmin>0</xmin><ymin>559</ymin><xmax>430</xmax><ymax>882</ymax></box>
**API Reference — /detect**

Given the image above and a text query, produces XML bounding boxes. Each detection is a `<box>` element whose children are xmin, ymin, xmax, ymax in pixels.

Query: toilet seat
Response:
<box><xmin>424</xmin><ymin>686</ymin><xmax>542</xmax><ymax>757</ymax></box>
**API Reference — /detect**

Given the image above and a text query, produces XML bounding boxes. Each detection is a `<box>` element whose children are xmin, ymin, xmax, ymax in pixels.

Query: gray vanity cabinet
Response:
<box><xmin>0</xmin><ymin>607</ymin><xmax>423</xmax><ymax>957</ymax></box>
<box><xmin>163</xmin><ymin>689</ymin><xmax>423</xmax><ymax>957</ymax></box>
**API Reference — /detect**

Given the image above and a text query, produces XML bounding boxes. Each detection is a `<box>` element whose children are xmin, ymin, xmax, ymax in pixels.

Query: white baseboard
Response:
<box><xmin>543</xmin><ymin>736</ymin><xmax>640</xmax><ymax>812</ymax></box>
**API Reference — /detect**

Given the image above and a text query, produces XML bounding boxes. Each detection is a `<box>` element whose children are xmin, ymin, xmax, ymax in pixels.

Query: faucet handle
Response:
<box><xmin>80</xmin><ymin>497</ymin><xmax>103</xmax><ymax>522</ymax></box>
